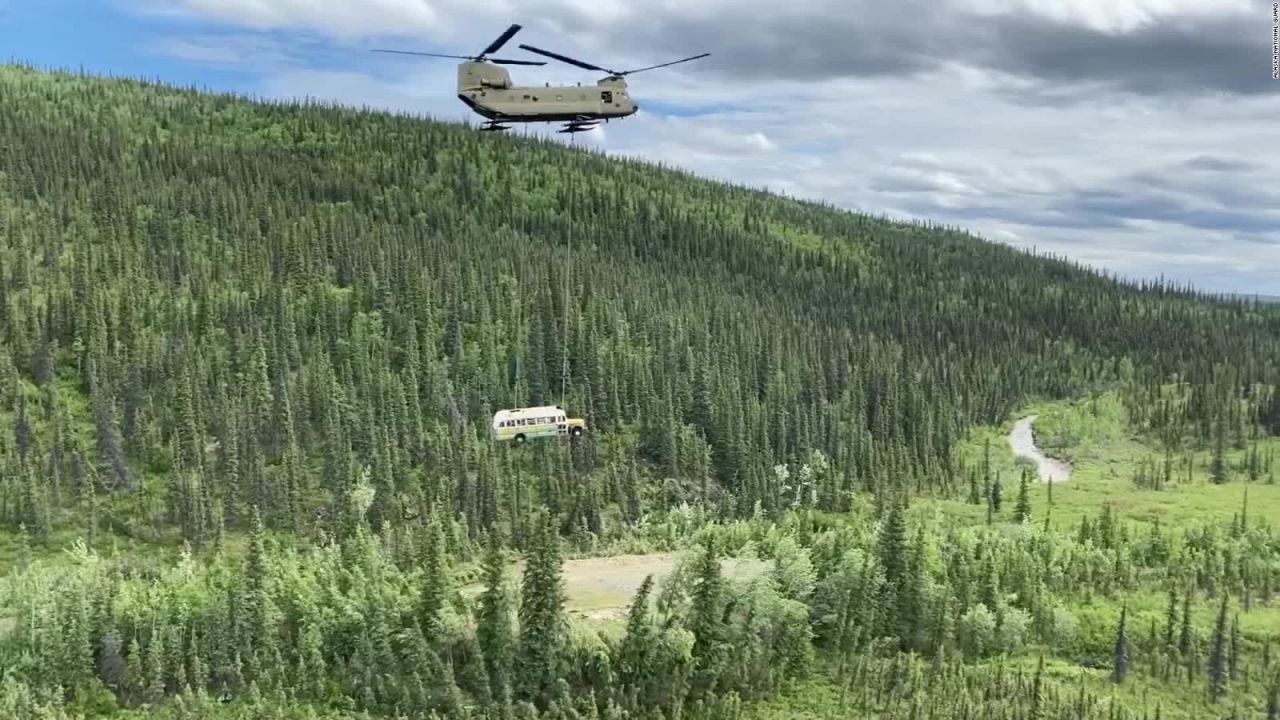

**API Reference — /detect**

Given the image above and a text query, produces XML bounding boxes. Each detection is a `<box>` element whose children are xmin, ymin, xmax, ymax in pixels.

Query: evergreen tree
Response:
<box><xmin>1211</xmin><ymin>423</ymin><xmax>1229</xmax><ymax>485</ymax></box>
<box><xmin>1209</xmin><ymin>594</ymin><xmax>1230</xmax><ymax>702</ymax></box>
<box><xmin>242</xmin><ymin>505</ymin><xmax>270</xmax><ymax>681</ymax></box>
<box><xmin>1112</xmin><ymin>604</ymin><xmax>1130</xmax><ymax>683</ymax></box>
<box><xmin>615</xmin><ymin>574</ymin><xmax>657</xmax><ymax>705</ymax></box>
<box><xmin>419</xmin><ymin>511</ymin><xmax>451</xmax><ymax>636</ymax></box>
<box><xmin>478</xmin><ymin>533</ymin><xmax>515</xmax><ymax>705</ymax></box>
<box><xmin>1015</xmin><ymin>467</ymin><xmax>1032</xmax><ymax>522</ymax></box>
<box><xmin>515</xmin><ymin>511</ymin><xmax>566</xmax><ymax>709</ymax></box>
<box><xmin>687</xmin><ymin>539</ymin><xmax>728</xmax><ymax>702</ymax></box>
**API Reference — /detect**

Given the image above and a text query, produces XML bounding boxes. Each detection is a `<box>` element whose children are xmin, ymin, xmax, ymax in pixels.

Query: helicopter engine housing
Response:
<box><xmin>458</xmin><ymin>61</ymin><xmax>512</xmax><ymax>91</ymax></box>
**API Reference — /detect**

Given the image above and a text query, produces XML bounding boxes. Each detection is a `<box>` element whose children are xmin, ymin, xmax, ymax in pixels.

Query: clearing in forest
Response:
<box><xmin>948</xmin><ymin>393</ymin><xmax>1280</xmax><ymax>530</ymax></box>
<box><xmin>465</xmin><ymin>552</ymin><xmax>771</xmax><ymax>621</ymax></box>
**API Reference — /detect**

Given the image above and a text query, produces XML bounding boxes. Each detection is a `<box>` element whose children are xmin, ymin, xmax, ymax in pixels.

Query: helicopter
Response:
<box><xmin>373</xmin><ymin>24</ymin><xmax>709</xmax><ymax>133</ymax></box>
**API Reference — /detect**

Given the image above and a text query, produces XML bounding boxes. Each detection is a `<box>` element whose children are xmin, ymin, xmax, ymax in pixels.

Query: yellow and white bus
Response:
<box><xmin>492</xmin><ymin>405</ymin><xmax>586</xmax><ymax>443</ymax></box>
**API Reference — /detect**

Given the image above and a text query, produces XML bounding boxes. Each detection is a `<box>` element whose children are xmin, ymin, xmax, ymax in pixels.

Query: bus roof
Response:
<box><xmin>493</xmin><ymin>406</ymin><xmax>563</xmax><ymax>419</ymax></box>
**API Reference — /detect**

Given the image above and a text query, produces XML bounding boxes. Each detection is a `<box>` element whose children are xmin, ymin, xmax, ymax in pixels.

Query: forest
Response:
<box><xmin>2</xmin><ymin>63</ymin><xmax>1280</xmax><ymax>719</ymax></box>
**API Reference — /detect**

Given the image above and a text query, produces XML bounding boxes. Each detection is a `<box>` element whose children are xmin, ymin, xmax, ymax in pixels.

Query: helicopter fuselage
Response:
<box><xmin>456</xmin><ymin>61</ymin><xmax>637</xmax><ymax>123</ymax></box>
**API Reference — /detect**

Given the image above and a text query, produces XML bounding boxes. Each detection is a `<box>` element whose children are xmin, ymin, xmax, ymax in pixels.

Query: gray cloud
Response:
<box><xmin>1056</xmin><ymin>191</ymin><xmax>1280</xmax><ymax>234</ymax></box>
<box><xmin>1181</xmin><ymin>155</ymin><xmax>1264</xmax><ymax>172</ymax></box>
<box><xmin>970</xmin><ymin>11</ymin><xmax>1272</xmax><ymax>97</ymax></box>
<box><xmin>538</xmin><ymin>0</ymin><xmax>1273</xmax><ymax>101</ymax></box>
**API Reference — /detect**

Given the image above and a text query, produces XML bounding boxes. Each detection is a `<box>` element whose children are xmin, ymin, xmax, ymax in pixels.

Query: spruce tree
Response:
<box><xmin>1209</xmin><ymin>593</ymin><xmax>1230</xmax><ymax>702</ymax></box>
<box><xmin>1211</xmin><ymin>423</ymin><xmax>1229</xmax><ymax>484</ymax></box>
<box><xmin>419</xmin><ymin>512</ymin><xmax>450</xmax><ymax>636</ymax></box>
<box><xmin>1112</xmin><ymin>604</ymin><xmax>1130</xmax><ymax>683</ymax></box>
<box><xmin>1229</xmin><ymin>612</ymin><xmax>1240</xmax><ymax>682</ymax></box>
<box><xmin>477</xmin><ymin>533</ymin><xmax>515</xmax><ymax>705</ymax></box>
<box><xmin>1179</xmin><ymin>589</ymin><xmax>1194</xmax><ymax>660</ymax></box>
<box><xmin>1014</xmin><ymin>467</ymin><xmax>1032</xmax><ymax>522</ymax></box>
<box><xmin>687</xmin><ymin>539</ymin><xmax>728</xmax><ymax>702</ymax></box>
<box><xmin>878</xmin><ymin>497</ymin><xmax>907</xmax><ymax>637</ymax></box>
<box><xmin>1164</xmin><ymin>587</ymin><xmax>1178</xmax><ymax>649</ymax></box>
<box><xmin>242</xmin><ymin>505</ymin><xmax>270</xmax><ymax>682</ymax></box>
<box><xmin>615</xmin><ymin>574</ymin><xmax>656</xmax><ymax>706</ymax></box>
<box><xmin>515</xmin><ymin>510</ymin><xmax>565</xmax><ymax>710</ymax></box>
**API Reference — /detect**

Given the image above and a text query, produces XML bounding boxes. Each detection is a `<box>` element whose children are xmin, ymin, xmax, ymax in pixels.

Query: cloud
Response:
<box><xmin>969</xmin><ymin>9</ymin><xmax>1270</xmax><ymax>97</ymax></box>
<box><xmin>148</xmin><ymin>34</ymin><xmax>299</xmax><ymax>68</ymax></box>
<box><xmin>127</xmin><ymin>0</ymin><xmax>1274</xmax><ymax>98</ymax></box>
<box><xmin>131</xmin><ymin>0</ymin><xmax>447</xmax><ymax>39</ymax></box>
<box><xmin>1180</xmin><ymin>155</ymin><xmax>1264</xmax><ymax>173</ymax></box>
<box><xmin>508</xmin><ymin>0</ymin><xmax>1271</xmax><ymax>99</ymax></box>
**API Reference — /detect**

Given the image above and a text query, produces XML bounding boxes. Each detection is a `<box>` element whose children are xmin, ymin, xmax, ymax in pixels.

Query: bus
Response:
<box><xmin>492</xmin><ymin>405</ymin><xmax>586</xmax><ymax>443</ymax></box>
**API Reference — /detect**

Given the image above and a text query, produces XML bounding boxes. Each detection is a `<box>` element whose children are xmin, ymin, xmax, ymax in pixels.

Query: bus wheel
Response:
<box><xmin>514</xmin><ymin>434</ymin><xmax>526</xmax><ymax>444</ymax></box>
<box><xmin>570</xmin><ymin>427</ymin><xmax>583</xmax><ymax>438</ymax></box>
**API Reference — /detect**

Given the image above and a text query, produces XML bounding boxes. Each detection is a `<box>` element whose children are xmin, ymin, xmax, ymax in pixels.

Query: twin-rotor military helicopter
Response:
<box><xmin>373</xmin><ymin>24</ymin><xmax>709</xmax><ymax>134</ymax></box>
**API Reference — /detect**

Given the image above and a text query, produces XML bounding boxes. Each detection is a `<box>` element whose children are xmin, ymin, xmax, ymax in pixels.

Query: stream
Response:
<box><xmin>1007</xmin><ymin>415</ymin><xmax>1072</xmax><ymax>483</ymax></box>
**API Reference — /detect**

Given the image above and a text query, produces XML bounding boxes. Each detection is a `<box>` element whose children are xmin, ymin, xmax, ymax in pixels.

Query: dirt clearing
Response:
<box><xmin>463</xmin><ymin>552</ymin><xmax>771</xmax><ymax>621</ymax></box>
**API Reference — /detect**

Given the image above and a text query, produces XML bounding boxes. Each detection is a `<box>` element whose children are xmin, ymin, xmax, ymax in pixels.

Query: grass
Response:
<box><xmin>937</xmin><ymin>392</ymin><xmax>1280</xmax><ymax>533</ymax></box>
<box><xmin>742</xmin><ymin>654</ymin><xmax>1269</xmax><ymax>720</ymax></box>
<box><xmin>459</xmin><ymin>551</ymin><xmax>771</xmax><ymax>625</ymax></box>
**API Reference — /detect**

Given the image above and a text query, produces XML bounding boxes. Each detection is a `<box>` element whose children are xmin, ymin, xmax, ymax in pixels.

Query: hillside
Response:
<box><xmin>2</xmin><ymin>64</ymin><xmax>1280</xmax><ymax>720</ymax></box>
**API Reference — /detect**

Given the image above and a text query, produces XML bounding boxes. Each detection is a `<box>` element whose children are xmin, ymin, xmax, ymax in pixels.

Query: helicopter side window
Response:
<box><xmin>602</xmin><ymin>90</ymin><xmax>613</xmax><ymax>103</ymax></box>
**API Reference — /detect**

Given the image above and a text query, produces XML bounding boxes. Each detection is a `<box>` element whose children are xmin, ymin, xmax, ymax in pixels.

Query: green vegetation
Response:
<box><xmin>957</xmin><ymin>393</ymin><xmax>1280</xmax><ymax>531</ymax></box>
<box><xmin>2</xmin><ymin>64</ymin><xmax>1280</xmax><ymax>719</ymax></box>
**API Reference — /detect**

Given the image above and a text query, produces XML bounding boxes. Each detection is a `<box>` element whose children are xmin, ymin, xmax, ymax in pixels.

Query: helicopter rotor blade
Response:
<box><xmin>372</xmin><ymin>49</ymin><xmax>473</xmax><ymax>60</ymax></box>
<box><xmin>619</xmin><ymin>52</ymin><xmax>710</xmax><ymax>75</ymax></box>
<box><xmin>372</xmin><ymin>49</ymin><xmax>544</xmax><ymax>66</ymax></box>
<box><xmin>518</xmin><ymin>44</ymin><xmax>612</xmax><ymax>74</ymax></box>
<box><xmin>481</xmin><ymin>23</ymin><xmax>523</xmax><ymax>57</ymax></box>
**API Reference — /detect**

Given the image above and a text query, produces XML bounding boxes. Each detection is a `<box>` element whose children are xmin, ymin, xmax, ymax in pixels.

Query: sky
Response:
<box><xmin>2</xmin><ymin>1</ymin><xmax>1279</xmax><ymax>295</ymax></box>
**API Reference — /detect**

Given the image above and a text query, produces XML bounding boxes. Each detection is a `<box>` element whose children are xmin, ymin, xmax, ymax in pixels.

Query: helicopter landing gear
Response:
<box><xmin>481</xmin><ymin>121</ymin><xmax>512</xmax><ymax>132</ymax></box>
<box><xmin>558</xmin><ymin>120</ymin><xmax>599</xmax><ymax>134</ymax></box>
